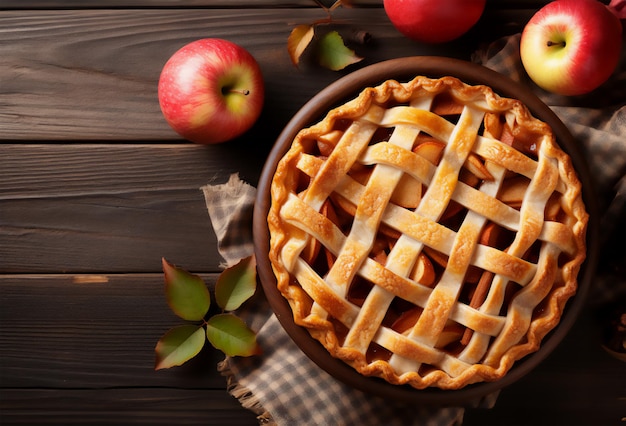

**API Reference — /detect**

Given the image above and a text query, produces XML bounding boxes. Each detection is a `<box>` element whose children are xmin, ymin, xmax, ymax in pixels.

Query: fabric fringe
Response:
<box><xmin>200</xmin><ymin>173</ymin><xmax>256</xmax><ymax>268</ymax></box>
<box><xmin>218</xmin><ymin>358</ymin><xmax>276</xmax><ymax>425</ymax></box>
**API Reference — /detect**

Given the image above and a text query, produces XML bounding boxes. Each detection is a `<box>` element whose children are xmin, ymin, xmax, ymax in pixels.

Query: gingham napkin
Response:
<box><xmin>202</xmin><ymin>174</ymin><xmax>482</xmax><ymax>426</ymax></box>
<box><xmin>202</xmin><ymin>34</ymin><xmax>625</xmax><ymax>425</ymax></box>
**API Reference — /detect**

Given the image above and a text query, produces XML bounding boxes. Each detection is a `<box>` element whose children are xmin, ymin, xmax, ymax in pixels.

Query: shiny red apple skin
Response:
<box><xmin>383</xmin><ymin>0</ymin><xmax>486</xmax><ymax>44</ymax></box>
<box><xmin>158</xmin><ymin>38</ymin><xmax>264</xmax><ymax>144</ymax></box>
<box><xmin>520</xmin><ymin>0</ymin><xmax>623</xmax><ymax>96</ymax></box>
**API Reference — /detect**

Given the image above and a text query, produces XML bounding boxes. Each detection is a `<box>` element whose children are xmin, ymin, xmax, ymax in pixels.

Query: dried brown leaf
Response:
<box><xmin>288</xmin><ymin>24</ymin><xmax>315</xmax><ymax>66</ymax></box>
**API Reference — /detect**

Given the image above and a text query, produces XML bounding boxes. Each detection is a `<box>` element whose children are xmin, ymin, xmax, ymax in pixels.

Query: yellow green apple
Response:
<box><xmin>520</xmin><ymin>0</ymin><xmax>623</xmax><ymax>96</ymax></box>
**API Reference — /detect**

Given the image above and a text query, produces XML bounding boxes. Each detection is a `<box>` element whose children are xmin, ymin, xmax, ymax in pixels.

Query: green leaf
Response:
<box><xmin>288</xmin><ymin>24</ymin><xmax>315</xmax><ymax>66</ymax></box>
<box><xmin>206</xmin><ymin>313</ymin><xmax>261</xmax><ymax>357</ymax></box>
<box><xmin>162</xmin><ymin>258</ymin><xmax>210</xmax><ymax>321</ymax></box>
<box><xmin>215</xmin><ymin>255</ymin><xmax>257</xmax><ymax>311</ymax></box>
<box><xmin>317</xmin><ymin>31</ymin><xmax>363</xmax><ymax>71</ymax></box>
<box><xmin>155</xmin><ymin>324</ymin><xmax>206</xmax><ymax>370</ymax></box>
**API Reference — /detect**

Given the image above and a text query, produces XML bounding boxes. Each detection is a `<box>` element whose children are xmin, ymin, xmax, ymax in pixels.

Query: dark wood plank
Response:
<box><xmin>0</xmin><ymin>143</ymin><xmax>267</xmax><ymax>273</ymax></box>
<box><xmin>0</xmin><ymin>0</ymin><xmax>550</xmax><ymax>9</ymax></box>
<box><xmin>0</xmin><ymin>389</ymin><xmax>258</xmax><ymax>425</ymax></box>
<box><xmin>465</xmin><ymin>305</ymin><xmax>626</xmax><ymax>425</ymax></box>
<box><xmin>0</xmin><ymin>0</ymin><xmax>380</xmax><ymax>8</ymax></box>
<box><xmin>0</xmin><ymin>274</ymin><xmax>237</xmax><ymax>389</ymax></box>
<box><xmin>1</xmin><ymin>273</ymin><xmax>623</xmax><ymax>424</ymax></box>
<box><xmin>0</xmin><ymin>8</ymin><xmax>411</xmax><ymax>141</ymax></box>
<box><xmin>0</xmin><ymin>8</ymin><xmax>532</xmax><ymax>141</ymax></box>
<box><xmin>0</xmin><ymin>189</ymin><xmax>217</xmax><ymax>273</ymax></box>
<box><xmin>0</xmin><ymin>144</ymin><xmax>265</xmax><ymax>199</ymax></box>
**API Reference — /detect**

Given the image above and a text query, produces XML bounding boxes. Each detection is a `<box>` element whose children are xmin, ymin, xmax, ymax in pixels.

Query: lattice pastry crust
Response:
<box><xmin>268</xmin><ymin>76</ymin><xmax>588</xmax><ymax>389</ymax></box>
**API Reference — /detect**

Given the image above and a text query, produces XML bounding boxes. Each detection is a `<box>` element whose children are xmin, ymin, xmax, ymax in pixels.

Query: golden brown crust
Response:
<box><xmin>268</xmin><ymin>76</ymin><xmax>588</xmax><ymax>390</ymax></box>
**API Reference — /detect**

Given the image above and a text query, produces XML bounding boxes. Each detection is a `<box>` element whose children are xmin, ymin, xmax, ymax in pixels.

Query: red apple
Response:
<box><xmin>383</xmin><ymin>0</ymin><xmax>486</xmax><ymax>44</ymax></box>
<box><xmin>520</xmin><ymin>0</ymin><xmax>623</xmax><ymax>96</ymax></box>
<box><xmin>158</xmin><ymin>39</ymin><xmax>264</xmax><ymax>144</ymax></box>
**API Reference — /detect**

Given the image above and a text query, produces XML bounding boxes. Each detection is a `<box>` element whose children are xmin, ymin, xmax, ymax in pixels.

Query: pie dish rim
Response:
<box><xmin>253</xmin><ymin>56</ymin><xmax>599</xmax><ymax>405</ymax></box>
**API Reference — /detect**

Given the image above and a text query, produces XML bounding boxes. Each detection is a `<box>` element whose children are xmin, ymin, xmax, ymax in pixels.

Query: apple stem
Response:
<box><xmin>547</xmin><ymin>40</ymin><xmax>566</xmax><ymax>48</ymax></box>
<box><xmin>228</xmin><ymin>88</ymin><xmax>250</xmax><ymax>96</ymax></box>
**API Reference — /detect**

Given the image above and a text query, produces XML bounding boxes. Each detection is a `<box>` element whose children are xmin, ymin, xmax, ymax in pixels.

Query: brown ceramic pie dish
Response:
<box><xmin>253</xmin><ymin>57</ymin><xmax>598</xmax><ymax>405</ymax></box>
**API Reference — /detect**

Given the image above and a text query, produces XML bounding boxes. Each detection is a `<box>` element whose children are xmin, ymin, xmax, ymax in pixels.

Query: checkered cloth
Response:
<box><xmin>202</xmin><ymin>34</ymin><xmax>625</xmax><ymax>425</ymax></box>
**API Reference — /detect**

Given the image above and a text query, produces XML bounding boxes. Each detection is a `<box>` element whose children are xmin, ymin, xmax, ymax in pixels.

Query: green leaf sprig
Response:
<box><xmin>155</xmin><ymin>256</ymin><xmax>261</xmax><ymax>370</ymax></box>
<box><xmin>287</xmin><ymin>0</ymin><xmax>364</xmax><ymax>71</ymax></box>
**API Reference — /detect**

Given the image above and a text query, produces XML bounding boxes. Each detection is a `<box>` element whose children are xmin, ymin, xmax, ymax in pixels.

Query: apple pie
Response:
<box><xmin>267</xmin><ymin>76</ymin><xmax>588</xmax><ymax>389</ymax></box>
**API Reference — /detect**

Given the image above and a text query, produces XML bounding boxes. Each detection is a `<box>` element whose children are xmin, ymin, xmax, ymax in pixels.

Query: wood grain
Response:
<box><xmin>5</xmin><ymin>4</ymin><xmax>619</xmax><ymax>426</ymax></box>
<box><xmin>0</xmin><ymin>273</ymin><xmax>623</xmax><ymax>424</ymax></box>
<box><xmin>0</xmin><ymin>0</ymin><xmax>549</xmax><ymax>9</ymax></box>
<box><xmin>0</xmin><ymin>273</ymin><xmax>263</xmax><ymax>424</ymax></box>
<box><xmin>0</xmin><ymin>144</ymin><xmax>263</xmax><ymax>199</ymax></box>
<box><xmin>0</xmin><ymin>8</ymin><xmax>531</xmax><ymax>141</ymax></box>
<box><xmin>0</xmin><ymin>274</ymin><xmax>232</xmax><ymax>388</ymax></box>
<box><xmin>0</xmin><ymin>389</ymin><xmax>258</xmax><ymax>425</ymax></box>
<box><xmin>1</xmin><ymin>0</ymin><xmax>380</xmax><ymax>8</ymax></box>
<box><xmin>0</xmin><ymin>9</ymin><xmax>410</xmax><ymax>140</ymax></box>
<box><xmin>0</xmin><ymin>143</ymin><xmax>273</xmax><ymax>273</ymax></box>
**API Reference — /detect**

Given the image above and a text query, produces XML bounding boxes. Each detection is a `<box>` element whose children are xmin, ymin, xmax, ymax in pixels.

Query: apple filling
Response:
<box><xmin>268</xmin><ymin>76</ymin><xmax>587</xmax><ymax>389</ymax></box>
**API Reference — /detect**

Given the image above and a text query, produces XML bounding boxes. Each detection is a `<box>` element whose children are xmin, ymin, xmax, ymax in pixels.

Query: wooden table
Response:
<box><xmin>1</xmin><ymin>1</ymin><xmax>624</xmax><ymax>424</ymax></box>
